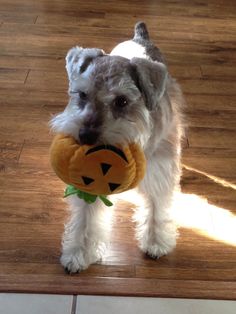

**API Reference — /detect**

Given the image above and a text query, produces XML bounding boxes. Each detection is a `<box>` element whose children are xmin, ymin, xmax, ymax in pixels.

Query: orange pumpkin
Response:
<box><xmin>50</xmin><ymin>133</ymin><xmax>146</xmax><ymax>195</ymax></box>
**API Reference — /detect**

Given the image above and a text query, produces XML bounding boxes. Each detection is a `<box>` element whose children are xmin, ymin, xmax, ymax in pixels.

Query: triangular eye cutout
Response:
<box><xmin>82</xmin><ymin>176</ymin><xmax>94</xmax><ymax>185</ymax></box>
<box><xmin>101</xmin><ymin>163</ymin><xmax>112</xmax><ymax>175</ymax></box>
<box><xmin>108</xmin><ymin>183</ymin><xmax>121</xmax><ymax>192</ymax></box>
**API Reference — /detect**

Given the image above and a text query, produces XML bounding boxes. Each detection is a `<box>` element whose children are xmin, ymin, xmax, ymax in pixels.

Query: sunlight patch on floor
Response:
<box><xmin>118</xmin><ymin>190</ymin><xmax>236</xmax><ymax>247</ymax></box>
<box><xmin>172</xmin><ymin>192</ymin><xmax>236</xmax><ymax>246</ymax></box>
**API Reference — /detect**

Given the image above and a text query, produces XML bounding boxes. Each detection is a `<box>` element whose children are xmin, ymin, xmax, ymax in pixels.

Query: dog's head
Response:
<box><xmin>50</xmin><ymin>46</ymin><xmax>168</xmax><ymax>148</ymax></box>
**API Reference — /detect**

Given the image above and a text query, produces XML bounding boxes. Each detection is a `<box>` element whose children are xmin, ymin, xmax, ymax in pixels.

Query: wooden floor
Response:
<box><xmin>0</xmin><ymin>0</ymin><xmax>236</xmax><ymax>300</ymax></box>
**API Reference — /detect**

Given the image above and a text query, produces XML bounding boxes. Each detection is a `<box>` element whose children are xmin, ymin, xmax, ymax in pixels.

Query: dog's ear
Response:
<box><xmin>65</xmin><ymin>47</ymin><xmax>104</xmax><ymax>81</ymax></box>
<box><xmin>131</xmin><ymin>58</ymin><xmax>168</xmax><ymax>110</ymax></box>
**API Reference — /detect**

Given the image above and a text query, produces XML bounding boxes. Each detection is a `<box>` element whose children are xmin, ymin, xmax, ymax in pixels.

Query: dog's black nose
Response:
<box><xmin>79</xmin><ymin>128</ymin><xmax>99</xmax><ymax>145</ymax></box>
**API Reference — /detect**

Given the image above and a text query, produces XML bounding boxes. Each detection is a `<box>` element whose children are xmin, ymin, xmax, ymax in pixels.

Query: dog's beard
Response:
<box><xmin>50</xmin><ymin>98</ymin><xmax>176</xmax><ymax>155</ymax></box>
<box><xmin>50</xmin><ymin>96</ymin><xmax>155</xmax><ymax>148</ymax></box>
<box><xmin>50</xmin><ymin>107</ymin><xmax>82</xmax><ymax>140</ymax></box>
<box><xmin>100</xmin><ymin>108</ymin><xmax>152</xmax><ymax>148</ymax></box>
<box><xmin>50</xmin><ymin>110</ymin><xmax>152</xmax><ymax>148</ymax></box>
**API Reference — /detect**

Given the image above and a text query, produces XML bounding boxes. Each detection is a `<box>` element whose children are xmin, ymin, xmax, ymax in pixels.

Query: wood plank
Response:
<box><xmin>35</xmin><ymin>12</ymin><xmax>236</xmax><ymax>42</ymax></box>
<box><xmin>0</xmin><ymin>11</ymin><xmax>37</xmax><ymax>23</ymax></box>
<box><xmin>25</xmin><ymin>70</ymin><xmax>67</xmax><ymax>92</ymax></box>
<box><xmin>0</xmin><ymin>88</ymin><xmax>67</xmax><ymax>105</ymax></box>
<box><xmin>201</xmin><ymin>65</ymin><xmax>236</xmax><ymax>79</ymax></box>
<box><xmin>182</xmin><ymin>156</ymin><xmax>236</xmax><ymax>182</ymax></box>
<box><xmin>0</xmin><ymin>68</ymin><xmax>28</xmax><ymax>84</ymax></box>
<box><xmin>186</xmin><ymin>110</ymin><xmax>236</xmax><ymax>129</ymax></box>
<box><xmin>0</xmin><ymin>116</ymin><xmax>50</xmax><ymax>141</ymax></box>
<box><xmin>0</xmin><ymin>244</ymin><xmax>61</xmax><ymax>264</ymax></box>
<box><xmin>185</xmin><ymin>95</ymin><xmax>236</xmax><ymax>111</ymax></box>
<box><xmin>169</xmin><ymin>65</ymin><xmax>202</xmax><ymax>79</ymax></box>
<box><xmin>1</xmin><ymin>0</ymin><xmax>236</xmax><ymax>20</ymax></box>
<box><xmin>183</xmin><ymin>147</ymin><xmax>236</xmax><ymax>159</ymax></box>
<box><xmin>0</xmin><ymin>140</ymin><xmax>24</xmax><ymax>164</ymax></box>
<box><xmin>181</xmin><ymin>168</ymin><xmax>236</xmax><ymax>202</ymax></box>
<box><xmin>1</xmin><ymin>23</ymin><xmax>236</xmax><ymax>65</ymax></box>
<box><xmin>0</xmin><ymin>263</ymin><xmax>64</xmax><ymax>275</ymax></box>
<box><xmin>136</xmin><ymin>265</ymin><xmax>236</xmax><ymax>281</ymax></box>
<box><xmin>0</xmin><ymin>164</ymin><xmax>62</xmax><ymax>193</ymax></box>
<box><xmin>4</xmin><ymin>23</ymin><xmax>235</xmax><ymax>55</ymax></box>
<box><xmin>1</xmin><ymin>275</ymin><xmax>236</xmax><ymax>300</ymax></box>
<box><xmin>0</xmin><ymin>23</ymin><xmax>130</xmax><ymax>40</ymax></box>
<box><xmin>0</xmin><ymin>55</ymin><xmax>65</xmax><ymax>71</ymax></box>
<box><xmin>0</xmin><ymin>222</ymin><xmax>63</xmax><ymax>238</ymax></box>
<box><xmin>181</xmin><ymin>79</ymin><xmax>236</xmax><ymax>96</ymax></box>
<box><xmin>187</xmin><ymin>127</ymin><xmax>236</xmax><ymax>149</ymax></box>
<box><xmin>0</xmin><ymin>262</ymin><xmax>135</xmax><ymax>278</ymax></box>
<box><xmin>19</xmin><ymin>141</ymin><xmax>53</xmax><ymax>167</ymax></box>
<box><xmin>101</xmin><ymin>13</ymin><xmax>236</xmax><ymax>34</ymax></box>
<box><xmin>0</xmin><ymin>102</ymin><xmax>54</xmax><ymax>141</ymax></box>
<box><xmin>1</xmin><ymin>39</ymin><xmax>234</xmax><ymax>67</ymax></box>
<box><xmin>0</xmin><ymin>191</ymin><xmax>66</xmax><ymax>225</ymax></box>
<box><xmin>36</xmin><ymin>11</ymin><xmax>105</xmax><ymax>27</ymax></box>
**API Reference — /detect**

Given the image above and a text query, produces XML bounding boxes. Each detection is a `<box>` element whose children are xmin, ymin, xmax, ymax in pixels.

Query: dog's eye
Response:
<box><xmin>114</xmin><ymin>96</ymin><xmax>128</xmax><ymax>108</ymax></box>
<box><xmin>79</xmin><ymin>91</ymin><xmax>87</xmax><ymax>100</ymax></box>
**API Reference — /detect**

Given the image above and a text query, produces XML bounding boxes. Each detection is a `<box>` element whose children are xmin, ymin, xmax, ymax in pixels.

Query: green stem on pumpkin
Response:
<box><xmin>64</xmin><ymin>185</ymin><xmax>113</xmax><ymax>207</ymax></box>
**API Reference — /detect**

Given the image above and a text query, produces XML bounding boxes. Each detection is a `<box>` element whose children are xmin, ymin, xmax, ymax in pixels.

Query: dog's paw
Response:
<box><xmin>137</xmin><ymin>220</ymin><xmax>178</xmax><ymax>259</ymax></box>
<box><xmin>60</xmin><ymin>250</ymin><xmax>89</xmax><ymax>274</ymax></box>
<box><xmin>61</xmin><ymin>244</ymin><xmax>105</xmax><ymax>274</ymax></box>
<box><xmin>139</xmin><ymin>230</ymin><xmax>177</xmax><ymax>259</ymax></box>
<box><xmin>144</xmin><ymin>243</ymin><xmax>174</xmax><ymax>259</ymax></box>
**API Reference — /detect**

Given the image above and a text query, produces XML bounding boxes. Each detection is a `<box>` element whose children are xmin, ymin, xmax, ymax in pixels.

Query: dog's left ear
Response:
<box><xmin>131</xmin><ymin>58</ymin><xmax>168</xmax><ymax>110</ymax></box>
<box><xmin>66</xmin><ymin>46</ymin><xmax>105</xmax><ymax>81</ymax></box>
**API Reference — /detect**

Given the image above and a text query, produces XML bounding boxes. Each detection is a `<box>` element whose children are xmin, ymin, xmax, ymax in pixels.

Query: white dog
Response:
<box><xmin>50</xmin><ymin>22</ymin><xmax>184</xmax><ymax>273</ymax></box>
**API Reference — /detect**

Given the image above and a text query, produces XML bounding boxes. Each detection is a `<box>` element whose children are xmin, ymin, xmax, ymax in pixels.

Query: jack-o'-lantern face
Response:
<box><xmin>50</xmin><ymin>134</ymin><xmax>146</xmax><ymax>195</ymax></box>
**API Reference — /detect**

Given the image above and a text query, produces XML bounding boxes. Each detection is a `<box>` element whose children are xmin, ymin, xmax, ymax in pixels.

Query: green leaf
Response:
<box><xmin>63</xmin><ymin>185</ymin><xmax>113</xmax><ymax>207</ymax></box>
<box><xmin>64</xmin><ymin>185</ymin><xmax>80</xmax><ymax>198</ymax></box>
<box><xmin>99</xmin><ymin>195</ymin><xmax>113</xmax><ymax>207</ymax></box>
<box><xmin>82</xmin><ymin>191</ymin><xmax>97</xmax><ymax>204</ymax></box>
<box><xmin>64</xmin><ymin>185</ymin><xmax>97</xmax><ymax>203</ymax></box>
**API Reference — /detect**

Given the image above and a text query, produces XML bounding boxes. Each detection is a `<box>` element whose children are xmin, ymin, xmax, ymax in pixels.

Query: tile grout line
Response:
<box><xmin>71</xmin><ymin>295</ymin><xmax>77</xmax><ymax>314</ymax></box>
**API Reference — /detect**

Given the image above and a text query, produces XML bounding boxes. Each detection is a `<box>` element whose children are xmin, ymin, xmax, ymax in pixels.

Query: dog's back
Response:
<box><xmin>110</xmin><ymin>22</ymin><xmax>165</xmax><ymax>64</ymax></box>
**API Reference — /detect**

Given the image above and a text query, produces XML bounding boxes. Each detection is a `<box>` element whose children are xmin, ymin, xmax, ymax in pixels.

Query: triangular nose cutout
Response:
<box><xmin>82</xmin><ymin>176</ymin><xmax>94</xmax><ymax>185</ymax></box>
<box><xmin>108</xmin><ymin>183</ymin><xmax>121</xmax><ymax>192</ymax></box>
<box><xmin>101</xmin><ymin>163</ymin><xmax>112</xmax><ymax>175</ymax></box>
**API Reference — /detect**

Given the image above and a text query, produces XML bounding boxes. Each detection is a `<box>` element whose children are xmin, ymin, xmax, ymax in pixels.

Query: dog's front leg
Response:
<box><xmin>60</xmin><ymin>195</ymin><xmax>112</xmax><ymax>273</ymax></box>
<box><xmin>134</xmin><ymin>153</ymin><xmax>179</xmax><ymax>259</ymax></box>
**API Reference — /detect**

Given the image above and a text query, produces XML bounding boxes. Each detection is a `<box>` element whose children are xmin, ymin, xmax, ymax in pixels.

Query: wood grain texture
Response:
<box><xmin>0</xmin><ymin>0</ymin><xmax>236</xmax><ymax>300</ymax></box>
<box><xmin>1</xmin><ymin>275</ymin><xmax>236</xmax><ymax>300</ymax></box>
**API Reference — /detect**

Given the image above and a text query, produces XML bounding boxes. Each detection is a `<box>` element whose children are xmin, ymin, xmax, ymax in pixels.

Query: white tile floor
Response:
<box><xmin>0</xmin><ymin>294</ymin><xmax>73</xmax><ymax>314</ymax></box>
<box><xmin>0</xmin><ymin>294</ymin><xmax>235</xmax><ymax>314</ymax></box>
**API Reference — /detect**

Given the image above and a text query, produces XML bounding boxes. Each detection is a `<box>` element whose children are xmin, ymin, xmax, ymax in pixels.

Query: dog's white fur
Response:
<box><xmin>50</xmin><ymin>23</ymin><xmax>184</xmax><ymax>273</ymax></box>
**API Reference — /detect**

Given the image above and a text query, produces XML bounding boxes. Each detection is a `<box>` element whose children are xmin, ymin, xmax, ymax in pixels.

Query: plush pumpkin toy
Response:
<box><xmin>50</xmin><ymin>133</ymin><xmax>146</xmax><ymax>206</ymax></box>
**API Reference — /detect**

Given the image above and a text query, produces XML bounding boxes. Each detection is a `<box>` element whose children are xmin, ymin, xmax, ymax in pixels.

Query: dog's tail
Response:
<box><xmin>133</xmin><ymin>22</ymin><xmax>150</xmax><ymax>42</ymax></box>
<box><xmin>133</xmin><ymin>21</ymin><xmax>166</xmax><ymax>64</ymax></box>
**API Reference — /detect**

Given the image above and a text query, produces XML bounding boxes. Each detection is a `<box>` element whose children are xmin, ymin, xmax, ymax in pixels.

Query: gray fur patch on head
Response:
<box><xmin>65</xmin><ymin>47</ymin><xmax>104</xmax><ymax>81</ymax></box>
<box><xmin>92</xmin><ymin>55</ymin><xmax>141</xmax><ymax>98</ymax></box>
